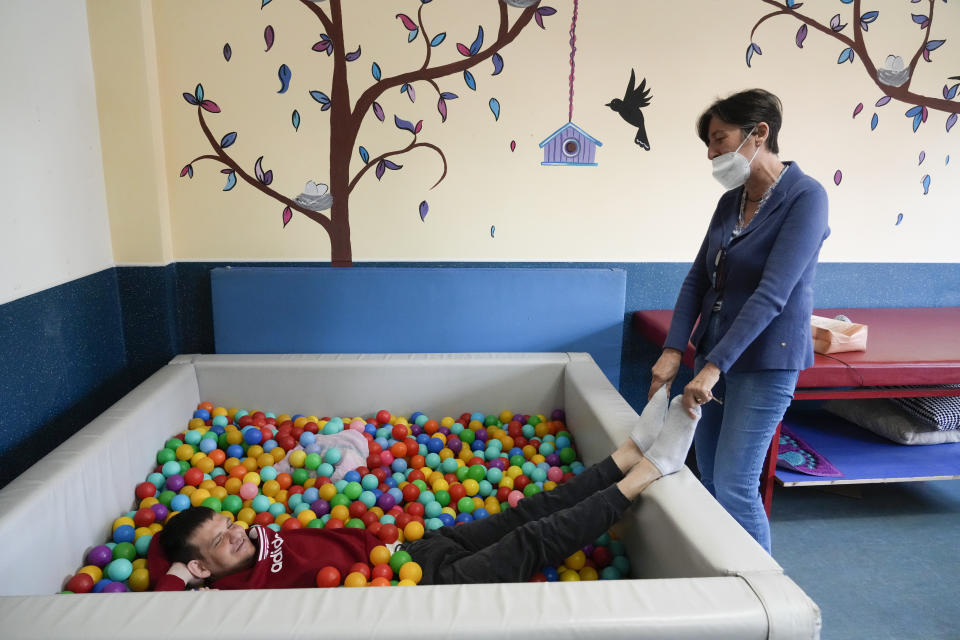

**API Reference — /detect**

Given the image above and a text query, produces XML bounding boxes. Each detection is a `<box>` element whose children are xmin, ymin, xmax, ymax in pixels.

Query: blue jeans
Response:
<box><xmin>695</xmin><ymin>315</ymin><xmax>798</xmax><ymax>552</ymax></box>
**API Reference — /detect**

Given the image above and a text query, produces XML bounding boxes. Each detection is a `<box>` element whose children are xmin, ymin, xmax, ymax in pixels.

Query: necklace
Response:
<box><xmin>736</xmin><ymin>164</ymin><xmax>788</xmax><ymax>233</ymax></box>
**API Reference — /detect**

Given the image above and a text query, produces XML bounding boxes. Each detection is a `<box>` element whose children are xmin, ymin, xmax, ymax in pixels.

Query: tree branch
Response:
<box><xmin>299</xmin><ymin>0</ymin><xmax>333</xmax><ymax>34</ymax></box>
<box><xmin>756</xmin><ymin>0</ymin><xmax>958</xmax><ymax>114</ymax></box>
<box><xmin>347</xmin><ymin>137</ymin><xmax>448</xmax><ymax>194</ymax></box>
<box><xmin>196</xmin><ymin>108</ymin><xmax>332</xmax><ymax>233</ymax></box>
<box><xmin>418</xmin><ymin>3</ymin><xmax>432</xmax><ymax>71</ymax></box>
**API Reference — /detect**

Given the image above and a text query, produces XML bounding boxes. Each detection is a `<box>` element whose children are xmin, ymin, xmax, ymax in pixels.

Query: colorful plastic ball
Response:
<box><xmin>388</xmin><ymin>549</ymin><xmax>412</xmax><ymax>574</ymax></box>
<box><xmin>371</xmin><ymin>563</ymin><xmax>393</xmax><ymax>581</ymax></box>
<box><xmin>222</xmin><ymin>495</ymin><xmax>243</xmax><ymax>515</ymax></box>
<box><xmin>342</xmin><ymin>572</ymin><xmax>367</xmax><ymax>588</ymax></box>
<box><xmin>316</xmin><ymin>566</ymin><xmax>341</xmax><ymax>588</ymax></box>
<box><xmin>134</xmin><ymin>534</ymin><xmax>153</xmax><ymax>557</ymax></box>
<box><xmin>251</xmin><ymin>495</ymin><xmax>271</xmax><ymax>513</ymax></box>
<box><xmin>161</xmin><ymin>461</ymin><xmax>181</xmax><ymax>477</ymax></box>
<box><xmin>112</xmin><ymin>542</ymin><xmax>137</xmax><ymax>562</ymax></box>
<box><xmin>105</xmin><ymin>558</ymin><xmax>133</xmax><ymax>582</ymax></box>
<box><xmin>91</xmin><ymin>579</ymin><xmax>113</xmax><ymax>593</ymax></box>
<box><xmin>65</xmin><ymin>573</ymin><xmax>95</xmax><ymax>594</ymax></box>
<box><xmin>103</xmin><ymin>581</ymin><xmax>129</xmax><ymax>593</ymax></box>
<box><xmin>135</xmin><ymin>481</ymin><xmax>156</xmax><ymax>501</ymax></box>
<box><xmin>403</xmin><ymin>520</ymin><xmax>425</xmax><ymax>542</ymax></box>
<box><xmin>398</xmin><ymin>561</ymin><xmax>423</xmax><ymax>584</ymax></box>
<box><xmin>543</xmin><ymin>567</ymin><xmax>559</xmax><ymax>582</ymax></box>
<box><xmin>78</xmin><ymin>565</ymin><xmax>103</xmax><ymax>584</ymax></box>
<box><xmin>239</xmin><ymin>482</ymin><xmax>258</xmax><ymax>500</ymax></box>
<box><xmin>86</xmin><ymin>545</ymin><xmax>113</xmax><ymax>568</ymax></box>
<box><xmin>170</xmin><ymin>494</ymin><xmax>190</xmax><ymax>513</ymax></box>
<box><xmin>113</xmin><ymin>525</ymin><xmax>136</xmax><ymax>544</ymax></box>
<box><xmin>164</xmin><ymin>474</ymin><xmax>185</xmax><ymax>492</ymax></box>
<box><xmin>600</xmin><ymin>566</ymin><xmax>621</xmax><ymax>580</ymax></box>
<box><xmin>128</xmin><ymin>567</ymin><xmax>150</xmax><ymax>592</ymax></box>
<box><xmin>325</xmin><ymin>447</ymin><xmax>343</xmax><ymax>466</ymax></box>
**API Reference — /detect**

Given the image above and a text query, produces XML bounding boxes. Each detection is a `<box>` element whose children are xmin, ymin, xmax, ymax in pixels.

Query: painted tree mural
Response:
<box><xmin>179</xmin><ymin>0</ymin><xmax>556</xmax><ymax>266</ymax></box>
<box><xmin>746</xmin><ymin>0</ymin><xmax>957</xmax><ymax>194</ymax></box>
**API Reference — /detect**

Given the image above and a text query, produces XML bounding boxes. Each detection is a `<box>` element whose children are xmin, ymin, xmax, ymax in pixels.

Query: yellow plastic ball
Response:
<box><xmin>297</xmin><ymin>510</ymin><xmax>317</xmax><ymax>526</ymax></box>
<box><xmin>227</xmin><ymin>408</ymin><xmax>240</xmax><ymax>419</ymax></box>
<box><xmin>132</xmin><ymin>558</ymin><xmax>147</xmax><ymax>571</ymax></box>
<box><xmin>199</xmin><ymin>479</ymin><xmax>217</xmax><ymax>492</ymax></box>
<box><xmin>559</xmin><ymin>569</ymin><xmax>580</xmax><ymax>581</ymax></box>
<box><xmin>438</xmin><ymin>448</ymin><xmax>454</xmax><ymax>461</ymax></box>
<box><xmin>224</xmin><ymin>477</ymin><xmax>242</xmax><ymax>495</ymax></box>
<box><xmin>78</xmin><ymin>565</ymin><xmax>102</xmax><ymax>583</ymax></box>
<box><xmin>440</xmin><ymin>417</ymin><xmax>455</xmax><ymax>428</ymax></box>
<box><xmin>243</xmin><ymin>472</ymin><xmax>261</xmax><ymax>486</ymax></box>
<box><xmin>398</xmin><ymin>561</ymin><xmax>423</xmax><ymax>584</ymax></box>
<box><xmin>188</xmin><ymin>418</ymin><xmax>205</xmax><ymax>430</ymax></box>
<box><xmin>275</xmin><ymin>413</ymin><xmax>290</xmax><ymax>423</ymax></box>
<box><xmin>498</xmin><ymin>410</ymin><xmax>513</xmax><ymax>424</ymax></box>
<box><xmin>404</xmin><ymin>521</ymin><xmax>425</xmax><ymax>542</ymax></box>
<box><xmin>180</xmin><ymin>486</ymin><xmax>196</xmax><ymax>497</ymax></box>
<box><xmin>498</xmin><ymin>476</ymin><xmax>514</xmax><ymax>490</ymax></box>
<box><xmin>210</xmin><ymin>486</ymin><xmax>228</xmax><ymax>500</ymax></box>
<box><xmin>220</xmin><ymin>511</ymin><xmax>235</xmax><ymax>522</ymax></box>
<box><xmin>112</xmin><ymin>517</ymin><xmax>135</xmax><ymax>531</ymax></box>
<box><xmin>330</xmin><ymin>504</ymin><xmax>350</xmax><ymax>522</ymax></box>
<box><xmin>237</xmin><ymin>508</ymin><xmax>256</xmax><ymax>525</ymax></box>
<box><xmin>148</xmin><ymin>523</ymin><xmax>163</xmax><ymax>534</ymax></box>
<box><xmin>257</xmin><ymin>453</ymin><xmax>275</xmax><ymax>468</ymax></box>
<box><xmin>343</xmin><ymin>571</ymin><xmax>368</xmax><ymax>587</ymax></box>
<box><xmin>318</xmin><ymin>483</ymin><xmax>337</xmax><ymax>502</ymax></box>
<box><xmin>241</xmin><ymin>457</ymin><xmax>258</xmax><ymax>472</ymax></box>
<box><xmin>397</xmin><ymin>579</ymin><xmax>417</xmax><ymax>586</ymax></box>
<box><xmin>521</xmin><ymin>445</ymin><xmax>537</xmax><ymax>459</ymax></box>
<box><xmin>369</xmin><ymin>545</ymin><xmax>391</xmax><ymax>566</ymax></box>
<box><xmin>139</xmin><ymin>497</ymin><xmax>159</xmax><ymax>509</ymax></box>
<box><xmin>212</xmin><ymin>407</ymin><xmax>228</xmax><ymax>417</ymax></box>
<box><xmin>225</xmin><ymin>431</ymin><xmax>243</xmax><ymax>446</ymax></box>
<box><xmin>196</xmin><ymin>457</ymin><xmax>215</xmax><ymax>475</ymax></box>
<box><xmin>543</xmin><ymin>481</ymin><xmax>557</xmax><ymax>492</ymax></box>
<box><xmin>246</xmin><ymin>445</ymin><xmax>264</xmax><ymax>459</ymax></box>
<box><xmin>293</xmin><ymin>417</ymin><xmax>308</xmax><ymax>428</ymax></box>
<box><xmin>579</xmin><ymin>566</ymin><xmax>599</xmax><ymax>581</ymax></box>
<box><xmin>134</xmin><ymin>526</ymin><xmax>153</xmax><ymax>541</ymax></box>
<box><xmin>128</xmin><ymin>568</ymin><xmax>150</xmax><ymax>592</ymax></box>
<box><xmin>531</xmin><ymin>454</ymin><xmax>546</xmax><ymax>465</ymax></box>
<box><xmin>289</xmin><ymin>450</ymin><xmax>307</xmax><ymax>469</ymax></box>
<box><xmin>262</xmin><ymin>480</ymin><xmax>280</xmax><ymax>498</ymax></box>
<box><xmin>223</xmin><ymin>458</ymin><xmax>241</xmax><ymax>473</ymax></box>
<box><xmin>190</xmin><ymin>489</ymin><xmax>211</xmax><ymax>507</ymax></box>
<box><xmin>462</xmin><ymin>479</ymin><xmax>480</xmax><ymax>496</ymax></box>
<box><xmin>175</xmin><ymin>444</ymin><xmax>195</xmax><ymax>461</ymax></box>
<box><xmin>271</xmin><ymin>447</ymin><xmax>286</xmax><ymax>463</ymax></box>
<box><xmin>469</xmin><ymin>420</ymin><xmax>484</xmax><ymax>430</ymax></box>
<box><xmin>565</xmin><ymin>550</ymin><xmax>586</xmax><ymax>571</ymax></box>
<box><xmin>274</xmin><ymin>513</ymin><xmax>291</xmax><ymax>526</ymax></box>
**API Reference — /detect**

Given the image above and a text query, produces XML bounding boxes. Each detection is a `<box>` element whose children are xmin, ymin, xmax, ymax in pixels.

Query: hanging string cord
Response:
<box><xmin>568</xmin><ymin>0</ymin><xmax>578</xmax><ymax>122</ymax></box>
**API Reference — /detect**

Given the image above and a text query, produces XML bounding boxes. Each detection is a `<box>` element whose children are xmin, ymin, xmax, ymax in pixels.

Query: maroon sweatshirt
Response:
<box><xmin>149</xmin><ymin>526</ymin><xmax>380</xmax><ymax>591</ymax></box>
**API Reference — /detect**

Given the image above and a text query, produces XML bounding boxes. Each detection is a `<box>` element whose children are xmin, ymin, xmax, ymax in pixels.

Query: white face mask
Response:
<box><xmin>711</xmin><ymin>126</ymin><xmax>760</xmax><ymax>190</ymax></box>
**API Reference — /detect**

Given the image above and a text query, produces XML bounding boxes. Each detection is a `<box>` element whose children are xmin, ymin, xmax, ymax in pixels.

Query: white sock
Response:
<box><xmin>644</xmin><ymin>395</ymin><xmax>701</xmax><ymax>476</ymax></box>
<box><xmin>631</xmin><ymin>385</ymin><xmax>669</xmax><ymax>453</ymax></box>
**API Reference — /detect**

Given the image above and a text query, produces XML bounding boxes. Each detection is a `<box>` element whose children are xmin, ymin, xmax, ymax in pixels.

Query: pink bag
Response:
<box><xmin>811</xmin><ymin>315</ymin><xmax>868</xmax><ymax>354</ymax></box>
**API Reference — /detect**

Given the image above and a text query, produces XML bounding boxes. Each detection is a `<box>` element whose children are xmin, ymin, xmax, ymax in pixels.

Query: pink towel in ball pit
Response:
<box><xmin>274</xmin><ymin>429</ymin><xmax>369</xmax><ymax>482</ymax></box>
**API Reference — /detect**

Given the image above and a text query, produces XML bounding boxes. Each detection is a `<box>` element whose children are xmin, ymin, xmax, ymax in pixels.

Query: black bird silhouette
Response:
<box><xmin>606</xmin><ymin>69</ymin><xmax>652</xmax><ymax>150</ymax></box>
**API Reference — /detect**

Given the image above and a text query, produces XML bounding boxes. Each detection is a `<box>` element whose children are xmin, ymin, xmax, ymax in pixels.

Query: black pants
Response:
<box><xmin>403</xmin><ymin>456</ymin><xmax>630</xmax><ymax>584</ymax></box>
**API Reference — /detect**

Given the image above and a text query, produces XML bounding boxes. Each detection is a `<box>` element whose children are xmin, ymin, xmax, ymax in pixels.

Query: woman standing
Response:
<box><xmin>649</xmin><ymin>89</ymin><xmax>829</xmax><ymax>552</ymax></box>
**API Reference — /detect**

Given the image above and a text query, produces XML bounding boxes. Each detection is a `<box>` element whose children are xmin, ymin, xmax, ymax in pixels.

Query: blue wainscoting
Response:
<box><xmin>1</xmin><ymin>261</ymin><xmax>958</xmax><ymax>489</ymax></box>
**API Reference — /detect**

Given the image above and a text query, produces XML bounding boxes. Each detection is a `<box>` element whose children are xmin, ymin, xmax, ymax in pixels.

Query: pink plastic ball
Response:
<box><xmin>349</xmin><ymin>420</ymin><xmax>365</xmax><ymax>432</ymax></box>
<box><xmin>239</xmin><ymin>482</ymin><xmax>259</xmax><ymax>500</ymax></box>
<box><xmin>508</xmin><ymin>490</ymin><xmax>525</xmax><ymax>508</ymax></box>
<box><xmin>379</xmin><ymin>451</ymin><xmax>394</xmax><ymax>467</ymax></box>
<box><xmin>547</xmin><ymin>467</ymin><xmax>564</xmax><ymax>483</ymax></box>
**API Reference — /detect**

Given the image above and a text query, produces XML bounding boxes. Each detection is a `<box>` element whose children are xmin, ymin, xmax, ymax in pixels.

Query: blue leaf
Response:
<box><xmin>490</xmin><ymin>225</ymin><xmax>495</xmax><ymax>238</ymax></box>
<box><xmin>944</xmin><ymin>84</ymin><xmax>959</xmax><ymax>100</ymax></box>
<box><xmin>372</xmin><ymin>62</ymin><xmax>382</xmax><ymax>80</ymax></box>
<box><xmin>401</xmin><ymin>83</ymin><xmax>408</xmax><ymax>93</ymax></box>
<box><xmin>223</xmin><ymin>43</ymin><xmax>232</xmax><ymax>61</ymax></box>
<box><xmin>394</xmin><ymin>114</ymin><xmax>416</xmax><ymax>133</ymax></box>
<box><xmin>871</xmin><ymin>113</ymin><xmax>879</xmax><ymax>130</ymax></box>
<box><xmin>310</xmin><ymin>90</ymin><xmax>330</xmax><ymax>105</ymax></box>
<box><xmin>220</xmin><ymin>131</ymin><xmax>237</xmax><ymax>148</ymax></box>
<box><xmin>430</xmin><ymin>32</ymin><xmax>446</xmax><ymax>47</ymax></box>
<box><xmin>913</xmin><ymin>114</ymin><xmax>922</xmax><ymax>132</ymax></box>
<box><xmin>861</xmin><ymin>10</ymin><xmax>878</xmax><ymax>23</ymax></box>
<box><xmin>492</xmin><ymin>53</ymin><xmax>504</xmax><ymax>75</ymax></box>
<box><xmin>195</xmin><ymin>84</ymin><xmax>204</xmax><ymax>101</ymax></box>
<box><xmin>440</xmin><ymin>92</ymin><xmax>458</xmax><ymax>100</ymax></box>
<box><xmin>911</xmin><ymin>13</ymin><xmax>928</xmax><ymax>23</ymax></box>
<box><xmin>489</xmin><ymin>98</ymin><xmax>500</xmax><ymax>121</ymax></box>
<box><xmin>292</xmin><ymin>110</ymin><xmax>300</xmax><ymax>131</ymax></box>
<box><xmin>840</xmin><ymin>0</ymin><xmax>852</xmax><ymax>3</ymax></box>
<box><xmin>408</xmin><ymin>28</ymin><xmax>419</xmax><ymax>43</ymax></box>
<box><xmin>277</xmin><ymin>64</ymin><xmax>291</xmax><ymax>94</ymax></box>
<box><xmin>895</xmin><ymin>213</ymin><xmax>903</xmax><ymax>226</ymax></box>
<box><xmin>745</xmin><ymin>43</ymin><xmax>758</xmax><ymax>67</ymax></box>
<box><xmin>921</xmin><ymin>174</ymin><xmax>930</xmax><ymax>194</ymax></box>
<box><xmin>837</xmin><ymin>47</ymin><xmax>853</xmax><ymax>64</ymax></box>
<box><xmin>359</xmin><ymin>146</ymin><xmax>369</xmax><ymax>163</ymax></box>
<box><xmin>905</xmin><ymin>105</ymin><xmax>923</xmax><ymax>117</ymax></box>
<box><xmin>469</xmin><ymin>26</ymin><xmax>484</xmax><ymax>56</ymax></box>
<box><xmin>183</xmin><ymin>92</ymin><xmax>199</xmax><ymax>105</ymax></box>
<box><xmin>926</xmin><ymin>40</ymin><xmax>945</xmax><ymax>51</ymax></box>
<box><xmin>464</xmin><ymin>70</ymin><xmax>476</xmax><ymax>90</ymax></box>
<box><xmin>223</xmin><ymin>172</ymin><xmax>236</xmax><ymax>191</ymax></box>
<box><xmin>261</xmin><ymin>0</ymin><xmax>271</xmax><ymax>7</ymax></box>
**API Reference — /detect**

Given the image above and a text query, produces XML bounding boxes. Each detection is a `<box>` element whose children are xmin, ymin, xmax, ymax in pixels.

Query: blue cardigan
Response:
<box><xmin>664</xmin><ymin>162</ymin><xmax>830</xmax><ymax>373</ymax></box>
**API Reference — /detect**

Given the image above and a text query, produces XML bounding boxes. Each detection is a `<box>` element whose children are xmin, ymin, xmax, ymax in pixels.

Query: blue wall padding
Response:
<box><xmin>212</xmin><ymin>267</ymin><xmax>627</xmax><ymax>386</ymax></box>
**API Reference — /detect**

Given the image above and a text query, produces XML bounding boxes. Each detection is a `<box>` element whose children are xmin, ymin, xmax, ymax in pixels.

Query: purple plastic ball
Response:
<box><xmin>447</xmin><ymin>438</ymin><xmax>462</xmax><ymax>454</ymax></box>
<box><xmin>103</xmin><ymin>581</ymin><xmax>128</xmax><ymax>593</ymax></box>
<box><xmin>438</xmin><ymin>426</ymin><xmax>450</xmax><ymax>436</ymax></box>
<box><xmin>150</xmin><ymin>503</ymin><xmax>169</xmax><ymax>522</ymax></box>
<box><xmin>86</xmin><ymin>545</ymin><xmax>113</xmax><ymax>568</ymax></box>
<box><xmin>410</xmin><ymin>424</ymin><xmax>423</xmax><ymax>437</ymax></box>
<box><xmin>165</xmin><ymin>474</ymin><xmax>185</xmax><ymax>492</ymax></box>
<box><xmin>474</xmin><ymin>428</ymin><xmax>488</xmax><ymax>442</ymax></box>
<box><xmin>310</xmin><ymin>499</ymin><xmax>330</xmax><ymax>518</ymax></box>
<box><xmin>546</xmin><ymin>453</ymin><xmax>561</xmax><ymax>467</ymax></box>
<box><xmin>377</xmin><ymin>492</ymin><xmax>397</xmax><ymax>512</ymax></box>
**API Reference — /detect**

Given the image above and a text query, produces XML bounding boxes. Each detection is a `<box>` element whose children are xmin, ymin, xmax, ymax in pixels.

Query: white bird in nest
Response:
<box><xmin>877</xmin><ymin>55</ymin><xmax>910</xmax><ymax>88</ymax></box>
<box><xmin>295</xmin><ymin>180</ymin><xmax>333</xmax><ymax>211</ymax></box>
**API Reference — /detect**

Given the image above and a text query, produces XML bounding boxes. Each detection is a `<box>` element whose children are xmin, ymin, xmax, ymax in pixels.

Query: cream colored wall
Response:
<box><xmin>0</xmin><ymin>0</ymin><xmax>114</xmax><ymax>305</ymax></box>
<box><xmin>110</xmin><ymin>0</ymin><xmax>959</xmax><ymax>263</ymax></box>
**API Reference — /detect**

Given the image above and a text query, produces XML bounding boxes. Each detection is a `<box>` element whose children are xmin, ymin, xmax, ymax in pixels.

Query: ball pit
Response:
<box><xmin>0</xmin><ymin>354</ymin><xmax>818</xmax><ymax>639</ymax></box>
<box><xmin>58</xmin><ymin>399</ymin><xmax>638</xmax><ymax>593</ymax></box>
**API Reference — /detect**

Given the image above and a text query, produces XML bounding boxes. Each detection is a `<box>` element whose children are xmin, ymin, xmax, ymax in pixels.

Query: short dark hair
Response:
<box><xmin>160</xmin><ymin>506</ymin><xmax>218</xmax><ymax>564</ymax></box>
<box><xmin>697</xmin><ymin>89</ymin><xmax>783</xmax><ymax>154</ymax></box>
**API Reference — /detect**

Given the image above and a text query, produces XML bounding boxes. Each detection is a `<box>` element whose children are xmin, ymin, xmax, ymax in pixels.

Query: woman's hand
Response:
<box><xmin>682</xmin><ymin>363</ymin><xmax>722</xmax><ymax>418</ymax></box>
<box><xmin>649</xmin><ymin>349</ymin><xmax>683</xmax><ymax>400</ymax></box>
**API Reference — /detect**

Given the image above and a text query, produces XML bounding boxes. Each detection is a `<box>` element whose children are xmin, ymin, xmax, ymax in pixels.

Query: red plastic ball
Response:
<box><xmin>404</xmin><ymin>501</ymin><xmax>424</xmax><ymax>518</ymax></box>
<box><xmin>514</xmin><ymin>475</ymin><xmax>531</xmax><ymax>491</ymax></box>
<box><xmin>496</xmin><ymin>486</ymin><xmax>512</xmax><ymax>502</ymax></box>
<box><xmin>281</xmin><ymin>517</ymin><xmax>302</xmax><ymax>530</ymax></box>
<box><xmin>253</xmin><ymin>512</ymin><xmax>274</xmax><ymax>527</ymax></box>
<box><xmin>303</xmin><ymin>422</ymin><xmax>319</xmax><ymax>434</ymax></box>
<box><xmin>238</xmin><ymin>415</ymin><xmax>253</xmax><ymax>428</ymax></box>
<box><xmin>349</xmin><ymin>562</ymin><xmax>371</xmax><ymax>580</ymax></box>
<box><xmin>65</xmin><ymin>573</ymin><xmax>95</xmax><ymax>593</ymax></box>
<box><xmin>391</xmin><ymin>425</ymin><xmax>408</xmax><ymax>441</ymax></box>
<box><xmin>590</xmin><ymin>546</ymin><xmax>613</xmax><ymax>568</ymax></box>
<box><xmin>135</xmin><ymin>482</ymin><xmax>156</xmax><ymax>500</ymax></box>
<box><xmin>133</xmin><ymin>508</ymin><xmax>156</xmax><ymax>528</ymax></box>
<box><xmin>366</xmin><ymin>521</ymin><xmax>382</xmax><ymax>536</ymax></box>
<box><xmin>348</xmin><ymin>501</ymin><xmax>367</xmax><ymax>519</ymax></box>
<box><xmin>377</xmin><ymin>523</ymin><xmax>399</xmax><ymax>544</ymax></box>
<box><xmin>324</xmin><ymin>518</ymin><xmax>345</xmax><ymax>530</ymax></box>
<box><xmin>394</xmin><ymin>512</ymin><xmax>413</xmax><ymax>530</ymax></box>
<box><xmin>448</xmin><ymin>484</ymin><xmax>467</xmax><ymax>503</ymax></box>
<box><xmin>316</xmin><ymin>566</ymin><xmax>341</xmax><ymax>588</ymax></box>
<box><xmin>366</xmin><ymin>454</ymin><xmax>381</xmax><ymax>469</ymax></box>
<box><xmin>371</xmin><ymin>468</ymin><xmax>387</xmax><ymax>482</ymax></box>
<box><xmin>361</xmin><ymin>511</ymin><xmax>379</xmax><ymax>527</ymax></box>
<box><xmin>402</xmin><ymin>484</ymin><xmax>421</xmax><ymax>503</ymax></box>
<box><xmin>376</xmin><ymin>410</ymin><xmax>391</xmax><ymax>425</ymax></box>
<box><xmin>371</xmin><ymin>563</ymin><xmax>393</xmax><ymax>581</ymax></box>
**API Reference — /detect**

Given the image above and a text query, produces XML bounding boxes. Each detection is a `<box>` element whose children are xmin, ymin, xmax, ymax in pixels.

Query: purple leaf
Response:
<box><xmin>262</xmin><ymin>170</ymin><xmax>273</xmax><ymax>186</ymax></box>
<box><xmin>919</xmin><ymin>151</ymin><xmax>926</xmax><ymax>165</ymax></box>
<box><xmin>440</xmin><ymin>92</ymin><xmax>458</xmax><ymax>100</ymax></box>
<box><xmin>896</xmin><ymin>213</ymin><xmax>903</xmax><ymax>226</ymax></box>
<box><xmin>852</xmin><ymin>103</ymin><xmax>863</xmax><ymax>118</ymax></box>
<box><xmin>492</xmin><ymin>52</ymin><xmax>504</xmax><ymax>75</ymax></box>
<box><xmin>223</xmin><ymin>43</ymin><xmax>232</xmax><ymax>61</ymax></box>
<box><xmin>282</xmin><ymin>206</ymin><xmax>292</xmax><ymax>228</ymax></box>
<box><xmin>396</xmin><ymin>13</ymin><xmax>417</xmax><ymax>31</ymax></box>
<box><xmin>921</xmin><ymin>106</ymin><xmax>928</xmax><ymax>122</ymax></box>
<box><xmin>200</xmin><ymin>100</ymin><xmax>221</xmax><ymax>113</ymax></box>
<box><xmin>948</xmin><ymin>113</ymin><xmax>958</xmax><ymax>132</ymax></box>
<box><xmin>373</xmin><ymin>102</ymin><xmax>385</xmax><ymax>122</ymax></box>
<box><xmin>923</xmin><ymin>49</ymin><xmax>931</xmax><ymax>63</ymax></box>
<box><xmin>180</xmin><ymin>164</ymin><xmax>193</xmax><ymax>178</ymax></box>
<box><xmin>911</xmin><ymin>13</ymin><xmax>928</xmax><ymax>24</ymax></box>
<box><xmin>407</xmin><ymin>84</ymin><xmax>416</xmax><ymax>103</ymax></box>
<box><xmin>456</xmin><ymin>43</ymin><xmax>471</xmax><ymax>57</ymax></box>
<box><xmin>419</xmin><ymin>201</ymin><xmax>429</xmax><ymax>222</ymax></box>
<box><xmin>264</xmin><ymin>25</ymin><xmax>274</xmax><ymax>52</ymax></box>
<box><xmin>834</xmin><ymin>170</ymin><xmax>842</xmax><ymax>185</ymax></box>
<box><xmin>376</xmin><ymin>160</ymin><xmax>385</xmax><ymax>180</ymax></box>
<box><xmin>537</xmin><ymin>7</ymin><xmax>557</xmax><ymax>16</ymax></box>
<box><xmin>183</xmin><ymin>92</ymin><xmax>199</xmax><ymax>105</ymax></box>
<box><xmin>437</xmin><ymin>97</ymin><xmax>447</xmax><ymax>122</ymax></box>
<box><xmin>312</xmin><ymin>40</ymin><xmax>331</xmax><ymax>53</ymax></box>
<box><xmin>394</xmin><ymin>115</ymin><xmax>416</xmax><ymax>133</ymax></box>
<box><xmin>796</xmin><ymin>25</ymin><xmax>807</xmax><ymax>48</ymax></box>
<box><xmin>383</xmin><ymin>160</ymin><xmax>402</xmax><ymax>170</ymax></box>
<box><xmin>255</xmin><ymin>156</ymin><xmax>265</xmax><ymax>182</ymax></box>
<box><xmin>875</xmin><ymin>96</ymin><xmax>891</xmax><ymax>107</ymax></box>
<box><xmin>534</xmin><ymin>12</ymin><xmax>544</xmax><ymax>29</ymax></box>
<box><xmin>345</xmin><ymin>45</ymin><xmax>361</xmax><ymax>62</ymax></box>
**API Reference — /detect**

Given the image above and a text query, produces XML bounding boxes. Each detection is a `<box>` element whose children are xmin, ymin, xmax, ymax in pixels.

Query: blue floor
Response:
<box><xmin>770</xmin><ymin>479</ymin><xmax>960</xmax><ymax>640</ymax></box>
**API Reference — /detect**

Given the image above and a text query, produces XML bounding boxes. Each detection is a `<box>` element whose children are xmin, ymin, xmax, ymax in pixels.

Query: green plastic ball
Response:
<box><xmin>435</xmin><ymin>490</ymin><xmax>450</xmax><ymax>507</ymax></box>
<box><xmin>112</xmin><ymin>542</ymin><xmax>136</xmax><ymax>562</ymax></box>
<box><xmin>222</xmin><ymin>495</ymin><xmax>242</xmax><ymax>515</ymax></box>
<box><xmin>156</xmin><ymin>449</ymin><xmax>175</xmax><ymax>465</ymax></box>
<box><xmin>456</xmin><ymin>496</ymin><xmax>475</xmax><ymax>514</ymax></box>
<box><xmin>292</xmin><ymin>469</ymin><xmax>310</xmax><ymax>486</ymax></box>
<box><xmin>388</xmin><ymin>550</ymin><xmax>412</xmax><ymax>574</ymax></box>
<box><xmin>201</xmin><ymin>497</ymin><xmax>222</xmax><ymax>512</ymax></box>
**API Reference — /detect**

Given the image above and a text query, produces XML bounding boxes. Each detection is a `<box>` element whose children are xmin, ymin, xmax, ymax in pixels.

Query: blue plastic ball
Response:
<box><xmin>455</xmin><ymin>512</ymin><xmax>474</xmax><ymax>524</ymax></box>
<box><xmin>299</xmin><ymin>432</ymin><xmax>316</xmax><ymax>447</ymax></box>
<box><xmin>170</xmin><ymin>494</ymin><xmax>190</xmax><ymax>512</ymax></box>
<box><xmin>113</xmin><ymin>525</ymin><xmax>136</xmax><ymax>544</ymax></box>
<box><xmin>226</xmin><ymin>444</ymin><xmax>244</xmax><ymax>459</ymax></box>
<box><xmin>243</xmin><ymin>428</ymin><xmax>262</xmax><ymax>445</ymax></box>
<box><xmin>251</xmin><ymin>495</ymin><xmax>270</xmax><ymax>513</ymax></box>
<box><xmin>106</xmin><ymin>558</ymin><xmax>133</xmax><ymax>581</ymax></box>
<box><xmin>472</xmin><ymin>508</ymin><xmax>490</xmax><ymax>520</ymax></box>
<box><xmin>438</xmin><ymin>513</ymin><xmax>455</xmax><ymax>527</ymax></box>
<box><xmin>92</xmin><ymin>579</ymin><xmax>114</xmax><ymax>593</ymax></box>
<box><xmin>193</xmin><ymin>409</ymin><xmax>210</xmax><ymax>421</ymax></box>
<box><xmin>302</xmin><ymin>487</ymin><xmax>319</xmax><ymax>503</ymax></box>
<box><xmin>342</xmin><ymin>469</ymin><xmax>360</xmax><ymax>483</ymax></box>
<box><xmin>543</xmin><ymin>567</ymin><xmax>559</xmax><ymax>581</ymax></box>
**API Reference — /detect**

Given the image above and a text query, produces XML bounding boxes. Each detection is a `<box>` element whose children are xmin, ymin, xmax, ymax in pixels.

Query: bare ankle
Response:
<box><xmin>616</xmin><ymin>457</ymin><xmax>661</xmax><ymax>499</ymax></box>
